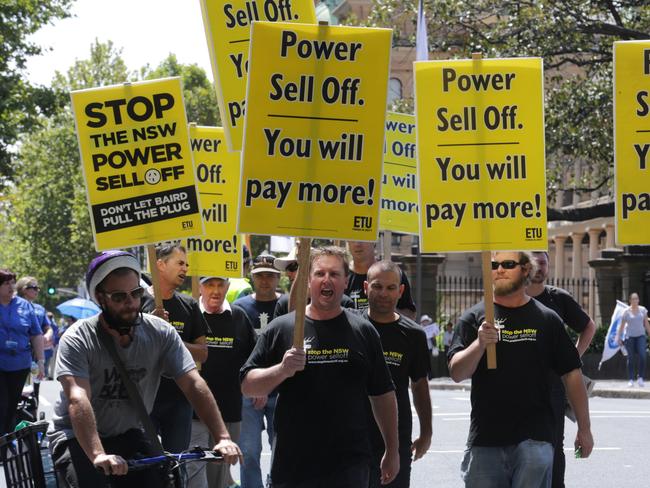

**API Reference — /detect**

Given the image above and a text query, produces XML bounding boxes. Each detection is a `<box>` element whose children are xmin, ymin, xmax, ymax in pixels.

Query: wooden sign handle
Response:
<box><xmin>292</xmin><ymin>238</ymin><xmax>312</xmax><ymax>349</ymax></box>
<box><xmin>146</xmin><ymin>245</ymin><xmax>164</xmax><ymax>310</ymax></box>
<box><xmin>481</xmin><ymin>251</ymin><xmax>497</xmax><ymax>369</ymax></box>
<box><xmin>191</xmin><ymin>276</ymin><xmax>200</xmax><ymax>300</ymax></box>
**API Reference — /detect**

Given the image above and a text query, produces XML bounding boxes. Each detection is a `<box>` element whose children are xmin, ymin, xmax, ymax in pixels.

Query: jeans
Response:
<box><xmin>461</xmin><ymin>439</ymin><xmax>553</xmax><ymax>488</ymax></box>
<box><xmin>239</xmin><ymin>395</ymin><xmax>277</xmax><ymax>488</ymax></box>
<box><xmin>625</xmin><ymin>335</ymin><xmax>648</xmax><ymax>381</ymax></box>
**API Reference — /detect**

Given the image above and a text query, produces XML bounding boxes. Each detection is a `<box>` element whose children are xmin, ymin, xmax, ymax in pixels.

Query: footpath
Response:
<box><xmin>429</xmin><ymin>377</ymin><xmax>650</xmax><ymax>399</ymax></box>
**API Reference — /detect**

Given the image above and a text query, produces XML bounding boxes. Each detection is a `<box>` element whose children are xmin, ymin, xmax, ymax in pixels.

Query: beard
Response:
<box><xmin>101</xmin><ymin>305</ymin><xmax>140</xmax><ymax>335</ymax></box>
<box><xmin>494</xmin><ymin>273</ymin><xmax>527</xmax><ymax>297</ymax></box>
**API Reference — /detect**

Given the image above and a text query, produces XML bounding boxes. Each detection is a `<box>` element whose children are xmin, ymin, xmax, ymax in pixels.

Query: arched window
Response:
<box><xmin>388</xmin><ymin>78</ymin><xmax>402</xmax><ymax>104</ymax></box>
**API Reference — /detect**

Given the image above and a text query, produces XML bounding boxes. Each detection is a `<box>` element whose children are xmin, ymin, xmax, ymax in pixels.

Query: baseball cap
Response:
<box><xmin>251</xmin><ymin>253</ymin><xmax>281</xmax><ymax>275</ymax></box>
<box><xmin>274</xmin><ymin>247</ymin><xmax>298</xmax><ymax>271</ymax></box>
<box><xmin>199</xmin><ymin>276</ymin><xmax>230</xmax><ymax>284</ymax></box>
<box><xmin>420</xmin><ymin>314</ymin><xmax>433</xmax><ymax>325</ymax></box>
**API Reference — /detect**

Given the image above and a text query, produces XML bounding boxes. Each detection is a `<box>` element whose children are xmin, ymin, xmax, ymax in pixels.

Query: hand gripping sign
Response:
<box><xmin>71</xmin><ymin>78</ymin><xmax>203</xmax><ymax>251</ymax></box>
<box><xmin>380</xmin><ymin>112</ymin><xmax>419</xmax><ymax>235</ymax></box>
<box><xmin>614</xmin><ymin>41</ymin><xmax>650</xmax><ymax>245</ymax></box>
<box><xmin>185</xmin><ymin>126</ymin><xmax>244</xmax><ymax>278</ymax></box>
<box><xmin>237</xmin><ymin>21</ymin><xmax>392</xmax><ymax>241</ymax></box>
<box><xmin>200</xmin><ymin>0</ymin><xmax>317</xmax><ymax>152</ymax></box>
<box><xmin>415</xmin><ymin>56</ymin><xmax>548</xmax><ymax>369</ymax></box>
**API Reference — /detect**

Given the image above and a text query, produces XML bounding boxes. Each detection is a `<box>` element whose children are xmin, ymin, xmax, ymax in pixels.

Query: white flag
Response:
<box><xmin>416</xmin><ymin>0</ymin><xmax>429</xmax><ymax>61</ymax></box>
<box><xmin>598</xmin><ymin>300</ymin><xmax>628</xmax><ymax>369</ymax></box>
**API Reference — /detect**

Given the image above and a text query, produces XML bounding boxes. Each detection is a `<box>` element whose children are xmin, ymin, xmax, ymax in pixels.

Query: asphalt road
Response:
<box><xmin>4</xmin><ymin>381</ymin><xmax>650</xmax><ymax>487</ymax></box>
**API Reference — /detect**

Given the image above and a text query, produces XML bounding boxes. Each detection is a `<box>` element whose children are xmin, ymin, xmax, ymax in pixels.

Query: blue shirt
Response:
<box><xmin>0</xmin><ymin>296</ymin><xmax>42</xmax><ymax>371</ymax></box>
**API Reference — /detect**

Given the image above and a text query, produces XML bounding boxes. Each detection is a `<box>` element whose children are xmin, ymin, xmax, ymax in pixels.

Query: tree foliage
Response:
<box><xmin>0</xmin><ymin>0</ymin><xmax>73</xmax><ymax>185</ymax></box>
<box><xmin>364</xmin><ymin>0</ymin><xmax>650</xmax><ymax>199</ymax></box>
<box><xmin>2</xmin><ymin>41</ymin><xmax>220</xmax><ymax>301</ymax></box>
<box><xmin>142</xmin><ymin>54</ymin><xmax>221</xmax><ymax>126</ymax></box>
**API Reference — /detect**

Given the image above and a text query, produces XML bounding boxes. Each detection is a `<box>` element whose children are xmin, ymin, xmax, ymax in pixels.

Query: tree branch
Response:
<box><xmin>548</xmin><ymin>202</ymin><xmax>614</xmax><ymax>222</ymax></box>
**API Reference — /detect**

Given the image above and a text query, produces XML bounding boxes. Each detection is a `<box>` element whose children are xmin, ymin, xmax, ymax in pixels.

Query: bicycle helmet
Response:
<box><xmin>86</xmin><ymin>250</ymin><xmax>141</xmax><ymax>304</ymax></box>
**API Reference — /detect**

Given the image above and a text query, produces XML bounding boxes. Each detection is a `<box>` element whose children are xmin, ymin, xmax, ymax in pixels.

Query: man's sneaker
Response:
<box><xmin>628</xmin><ymin>380</ymin><xmax>634</xmax><ymax>387</ymax></box>
<box><xmin>639</xmin><ymin>378</ymin><xmax>645</xmax><ymax>387</ymax></box>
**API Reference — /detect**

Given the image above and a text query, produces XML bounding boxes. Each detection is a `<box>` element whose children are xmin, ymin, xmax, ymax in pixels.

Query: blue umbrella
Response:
<box><xmin>56</xmin><ymin>298</ymin><xmax>100</xmax><ymax>319</ymax></box>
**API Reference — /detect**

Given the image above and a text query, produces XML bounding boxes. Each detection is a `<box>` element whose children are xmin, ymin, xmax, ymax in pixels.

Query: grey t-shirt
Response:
<box><xmin>48</xmin><ymin>314</ymin><xmax>195</xmax><ymax>452</ymax></box>
<box><xmin>623</xmin><ymin>306</ymin><xmax>648</xmax><ymax>338</ymax></box>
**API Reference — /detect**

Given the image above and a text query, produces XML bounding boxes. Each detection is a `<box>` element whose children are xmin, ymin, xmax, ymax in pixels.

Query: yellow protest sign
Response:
<box><xmin>380</xmin><ymin>112</ymin><xmax>419</xmax><ymax>234</ymax></box>
<box><xmin>238</xmin><ymin>22</ymin><xmax>392</xmax><ymax>240</ymax></box>
<box><xmin>200</xmin><ymin>0</ymin><xmax>316</xmax><ymax>152</ymax></box>
<box><xmin>614</xmin><ymin>41</ymin><xmax>650</xmax><ymax>245</ymax></box>
<box><xmin>415</xmin><ymin>58</ymin><xmax>547</xmax><ymax>252</ymax></box>
<box><xmin>71</xmin><ymin>78</ymin><xmax>203</xmax><ymax>251</ymax></box>
<box><xmin>185</xmin><ymin>126</ymin><xmax>244</xmax><ymax>278</ymax></box>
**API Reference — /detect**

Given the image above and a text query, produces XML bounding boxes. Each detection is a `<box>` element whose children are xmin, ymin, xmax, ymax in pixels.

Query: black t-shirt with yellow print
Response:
<box><xmin>448</xmin><ymin>299</ymin><xmax>582</xmax><ymax>448</ymax></box>
<box><xmin>200</xmin><ymin>304</ymin><xmax>256</xmax><ymax>422</ymax></box>
<box><xmin>240</xmin><ymin>309</ymin><xmax>394</xmax><ymax>484</ymax></box>
<box><xmin>141</xmin><ymin>290</ymin><xmax>207</xmax><ymax>401</ymax></box>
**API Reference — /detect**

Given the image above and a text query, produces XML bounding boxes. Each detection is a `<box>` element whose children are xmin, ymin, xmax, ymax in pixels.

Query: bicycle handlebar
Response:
<box><xmin>95</xmin><ymin>447</ymin><xmax>224</xmax><ymax>473</ymax></box>
<box><xmin>127</xmin><ymin>449</ymin><xmax>223</xmax><ymax>471</ymax></box>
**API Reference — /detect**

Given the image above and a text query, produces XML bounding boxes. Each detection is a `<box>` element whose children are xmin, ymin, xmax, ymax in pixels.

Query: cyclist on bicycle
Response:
<box><xmin>48</xmin><ymin>251</ymin><xmax>242</xmax><ymax>487</ymax></box>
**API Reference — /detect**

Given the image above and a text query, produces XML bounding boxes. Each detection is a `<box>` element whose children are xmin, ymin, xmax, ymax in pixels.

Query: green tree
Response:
<box><xmin>2</xmin><ymin>40</ymin><xmax>131</xmax><ymax>299</ymax></box>
<box><xmin>364</xmin><ymin>0</ymin><xmax>650</xmax><ymax>199</ymax></box>
<box><xmin>0</xmin><ymin>0</ymin><xmax>73</xmax><ymax>186</ymax></box>
<box><xmin>2</xmin><ymin>41</ymin><xmax>222</xmax><ymax>301</ymax></box>
<box><xmin>142</xmin><ymin>54</ymin><xmax>221</xmax><ymax>126</ymax></box>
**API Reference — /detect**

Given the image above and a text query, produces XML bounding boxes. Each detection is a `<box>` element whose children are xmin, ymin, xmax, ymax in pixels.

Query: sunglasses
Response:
<box><xmin>101</xmin><ymin>286</ymin><xmax>145</xmax><ymax>303</ymax></box>
<box><xmin>491</xmin><ymin>260</ymin><xmax>523</xmax><ymax>270</ymax></box>
<box><xmin>285</xmin><ymin>262</ymin><xmax>299</xmax><ymax>272</ymax></box>
<box><xmin>25</xmin><ymin>285</ymin><xmax>41</xmax><ymax>291</ymax></box>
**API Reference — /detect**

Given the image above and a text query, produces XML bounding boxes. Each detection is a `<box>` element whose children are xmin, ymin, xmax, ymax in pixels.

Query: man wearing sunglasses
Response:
<box><xmin>49</xmin><ymin>250</ymin><xmax>242</xmax><ymax>487</ymax></box>
<box><xmin>448</xmin><ymin>251</ymin><xmax>593</xmax><ymax>488</ymax></box>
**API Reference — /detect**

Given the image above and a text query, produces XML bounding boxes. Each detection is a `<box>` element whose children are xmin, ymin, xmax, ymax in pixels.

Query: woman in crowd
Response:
<box><xmin>617</xmin><ymin>292</ymin><xmax>650</xmax><ymax>387</ymax></box>
<box><xmin>0</xmin><ymin>269</ymin><xmax>44</xmax><ymax>435</ymax></box>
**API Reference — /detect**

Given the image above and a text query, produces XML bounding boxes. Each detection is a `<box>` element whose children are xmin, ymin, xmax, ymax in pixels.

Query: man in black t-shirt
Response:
<box><xmin>346</xmin><ymin>241</ymin><xmax>416</xmax><ymax>319</ymax></box>
<box><xmin>363</xmin><ymin>261</ymin><xmax>432</xmax><ymax>488</ymax></box>
<box><xmin>241</xmin><ymin>246</ymin><xmax>399</xmax><ymax>487</ymax></box>
<box><xmin>141</xmin><ymin>243</ymin><xmax>208</xmax><ymax>454</ymax></box>
<box><xmin>234</xmin><ymin>253</ymin><xmax>282</xmax><ymax>488</ymax></box>
<box><xmin>526</xmin><ymin>251</ymin><xmax>595</xmax><ymax>488</ymax></box>
<box><xmin>187</xmin><ymin>276</ymin><xmax>256</xmax><ymax>488</ymax></box>
<box><xmin>448</xmin><ymin>251</ymin><xmax>593</xmax><ymax>488</ymax></box>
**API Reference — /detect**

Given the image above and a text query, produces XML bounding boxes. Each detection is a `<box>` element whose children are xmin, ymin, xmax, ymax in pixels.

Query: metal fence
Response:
<box><xmin>435</xmin><ymin>275</ymin><xmax>601</xmax><ymax>325</ymax></box>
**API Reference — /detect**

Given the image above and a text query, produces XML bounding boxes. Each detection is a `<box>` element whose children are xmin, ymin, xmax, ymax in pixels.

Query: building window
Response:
<box><xmin>388</xmin><ymin>78</ymin><xmax>402</xmax><ymax>104</ymax></box>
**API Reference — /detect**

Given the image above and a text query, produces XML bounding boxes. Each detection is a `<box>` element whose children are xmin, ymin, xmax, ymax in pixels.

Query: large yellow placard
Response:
<box><xmin>415</xmin><ymin>58</ymin><xmax>547</xmax><ymax>252</ymax></box>
<box><xmin>380</xmin><ymin>112</ymin><xmax>419</xmax><ymax>234</ymax></box>
<box><xmin>614</xmin><ymin>41</ymin><xmax>650</xmax><ymax>245</ymax></box>
<box><xmin>71</xmin><ymin>78</ymin><xmax>203</xmax><ymax>251</ymax></box>
<box><xmin>185</xmin><ymin>126</ymin><xmax>244</xmax><ymax>278</ymax></box>
<box><xmin>238</xmin><ymin>22</ymin><xmax>392</xmax><ymax>240</ymax></box>
<box><xmin>200</xmin><ymin>0</ymin><xmax>316</xmax><ymax>152</ymax></box>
